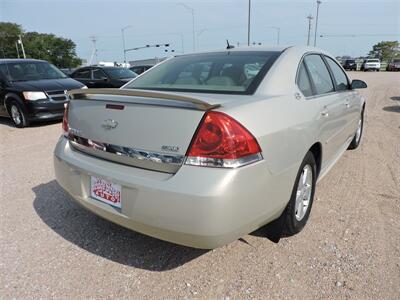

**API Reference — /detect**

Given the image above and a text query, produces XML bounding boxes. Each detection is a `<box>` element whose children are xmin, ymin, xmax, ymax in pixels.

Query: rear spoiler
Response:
<box><xmin>67</xmin><ymin>88</ymin><xmax>220</xmax><ymax>111</ymax></box>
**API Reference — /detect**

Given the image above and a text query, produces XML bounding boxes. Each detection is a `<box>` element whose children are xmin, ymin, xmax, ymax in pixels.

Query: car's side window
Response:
<box><xmin>297</xmin><ymin>61</ymin><xmax>313</xmax><ymax>97</ymax></box>
<box><xmin>324</xmin><ymin>57</ymin><xmax>349</xmax><ymax>91</ymax></box>
<box><xmin>73</xmin><ymin>69</ymin><xmax>91</xmax><ymax>79</ymax></box>
<box><xmin>303</xmin><ymin>54</ymin><xmax>334</xmax><ymax>95</ymax></box>
<box><xmin>93</xmin><ymin>68</ymin><xmax>107</xmax><ymax>79</ymax></box>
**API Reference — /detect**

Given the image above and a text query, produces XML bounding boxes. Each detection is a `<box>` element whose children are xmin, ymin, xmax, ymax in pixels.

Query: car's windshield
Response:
<box><xmin>124</xmin><ymin>51</ymin><xmax>281</xmax><ymax>94</ymax></box>
<box><xmin>0</xmin><ymin>61</ymin><xmax>67</xmax><ymax>82</ymax></box>
<box><xmin>104</xmin><ymin>68</ymin><xmax>137</xmax><ymax>79</ymax></box>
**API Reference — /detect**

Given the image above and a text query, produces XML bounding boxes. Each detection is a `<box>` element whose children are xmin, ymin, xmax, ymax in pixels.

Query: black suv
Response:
<box><xmin>70</xmin><ymin>66</ymin><xmax>137</xmax><ymax>88</ymax></box>
<box><xmin>0</xmin><ymin>59</ymin><xmax>85</xmax><ymax>128</ymax></box>
<box><xmin>342</xmin><ymin>59</ymin><xmax>357</xmax><ymax>71</ymax></box>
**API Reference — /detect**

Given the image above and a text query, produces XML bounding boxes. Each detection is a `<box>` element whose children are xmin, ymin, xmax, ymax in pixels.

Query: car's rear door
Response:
<box><xmin>302</xmin><ymin>54</ymin><xmax>348</xmax><ymax>166</ymax></box>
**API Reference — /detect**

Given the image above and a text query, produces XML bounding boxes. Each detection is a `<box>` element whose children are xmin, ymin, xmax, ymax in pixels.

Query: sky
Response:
<box><xmin>1</xmin><ymin>0</ymin><xmax>399</xmax><ymax>64</ymax></box>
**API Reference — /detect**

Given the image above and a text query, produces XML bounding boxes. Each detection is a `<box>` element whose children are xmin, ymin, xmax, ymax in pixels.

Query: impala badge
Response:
<box><xmin>102</xmin><ymin>119</ymin><xmax>118</xmax><ymax>130</ymax></box>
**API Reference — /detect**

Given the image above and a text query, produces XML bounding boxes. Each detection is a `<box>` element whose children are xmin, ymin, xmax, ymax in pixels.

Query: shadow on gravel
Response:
<box><xmin>0</xmin><ymin>116</ymin><xmax>61</xmax><ymax>128</ymax></box>
<box><xmin>382</xmin><ymin>105</ymin><xmax>400</xmax><ymax>113</ymax></box>
<box><xmin>32</xmin><ymin>180</ymin><xmax>207</xmax><ymax>271</ymax></box>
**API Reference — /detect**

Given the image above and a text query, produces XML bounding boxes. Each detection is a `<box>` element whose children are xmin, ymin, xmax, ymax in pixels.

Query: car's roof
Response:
<box><xmin>0</xmin><ymin>58</ymin><xmax>46</xmax><ymax>64</ymax></box>
<box><xmin>175</xmin><ymin>45</ymin><xmax>335</xmax><ymax>59</ymax></box>
<box><xmin>131</xmin><ymin>65</ymin><xmax>154</xmax><ymax>67</ymax></box>
<box><xmin>78</xmin><ymin>65</ymin><xmax>126</xmax><ymax>69</ymax></box>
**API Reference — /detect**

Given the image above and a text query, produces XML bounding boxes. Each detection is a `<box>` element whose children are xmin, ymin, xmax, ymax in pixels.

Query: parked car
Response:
<box><xmin>55</xmin><ymin>46</ymin><xmax>367</xmax><ymax>249</ymax></box>
<box><xmin>60</xmin><ymin>68</ymin><xmax>76</xmax><ymax>76</ymax></box>
<box><xmin>360</xmin><ymin>58</ymin><xmax>381</xmax><ymax>72</ymax></box>
<box><xmin>386</xmin><ymin>58</ymin><xmax>400</xmax><ymax>71</ymax></box>
<box><xmin>342</xmin><ymin>59</ymin><xmax>357</xmax><ymax>71</ymax></box>
<box><xmin>129</xmin><ymin>65</ymin><xmax>154</xmax><ymax>75</ymax></box>
<box><xmin>0</xmin><ymin>59</ymin><xmax>85</xmax><ymax>128</ymax></box>
<box><xmin>70</xmin><ymin>66</ymin><xmax>137</xmax><ymax>88</ymax></box>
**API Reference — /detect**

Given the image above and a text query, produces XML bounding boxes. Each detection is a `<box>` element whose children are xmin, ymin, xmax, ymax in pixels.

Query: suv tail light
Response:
<box><xmin>185</xmin><ymin>111</ymin><xmax>263</xmax><ymax>168</ymax></box>
<box><xmin>62</xmin><ymin>102</ymin><xmax>69</xmax><ymax>135</ymax></box>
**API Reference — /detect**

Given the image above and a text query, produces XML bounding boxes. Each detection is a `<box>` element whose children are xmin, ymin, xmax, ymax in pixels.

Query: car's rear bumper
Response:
<box><xmin>54</xmin><ymin>136</ymin><xmax>293</xmax><ymax>249</ymax></box>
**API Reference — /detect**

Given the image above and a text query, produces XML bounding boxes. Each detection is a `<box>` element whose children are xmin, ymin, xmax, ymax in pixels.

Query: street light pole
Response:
<box><xmin>121</xmin><ymin>25</ymin><xmax>132</xmax><ymax>64</ymax></box>
<box><xmin>18</xmin><ymin>35</ymin><xmax>26</xmax><ymax>59</ymax></box>
<box><xmin>266</xmin><ymin>26</ymin><xmax>281</xmax><ymax>45</ymax></box>
<box><xmin>313</xmin><ymin>1</ymin><xmax>322</xmax><ymax>47</ymax></box>
<box><xmin>179</xmin><ymin>3</ymin><xmax>195</xmax><ymax>52</ymax></box>
<box><xmin>247</xmin><ymin>0</ymin><xmax>251</xmax><ymax>46</ymax></box>
<box><xmin>307</xmin><ymin>15</ymin><xmax>314</xmax><ymax>46</ymax></box>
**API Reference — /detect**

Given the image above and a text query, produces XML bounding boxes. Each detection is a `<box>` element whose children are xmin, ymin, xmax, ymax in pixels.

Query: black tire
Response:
<box><xmin>282</xmin><ymin>151</ymin><xmax>317</xmax><ymax>236</ymax></box>
<box><xmin>7</xmin><ymin>100</ymin><xmax>29</xmax><ymax>128</ymax></box>
<box><xmin>348</xmin><ymin>110</ymin><xmax>364</xmax><ymax>150</ymax></box>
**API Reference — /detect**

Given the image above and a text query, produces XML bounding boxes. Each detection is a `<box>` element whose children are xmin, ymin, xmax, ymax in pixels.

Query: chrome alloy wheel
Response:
<box><xmin>355</xmin><ymin>117</ymin><xmax>362</xmax><ymax>143</ymax></box>
<box><xmin>295</xmin><ymin>164</ymin><xmax>313</xmax><ymax>221</ymax></box>
<box><xmin>11</xmin><ymin>105</ymin><xmax>22</xmax><ymax>125</ymax></box>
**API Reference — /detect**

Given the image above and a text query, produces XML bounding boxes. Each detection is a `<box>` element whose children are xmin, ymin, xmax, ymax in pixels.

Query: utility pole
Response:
<box><xmin>18</xmin><ymin>35</ymin><xmax>26</xmax><ymax>59</ymax></box>
<box><xmin>178</xmin><ymin>3</ymin><xmax>195</xmax><ymax>52</ymax></box>
<box><xmin>247</xmin><ymin>0</ymin><xmax>251</xmax><ymax>46</ymax></box>
<box><xmin>307</xmin><ymin>15</ymin><xmax>314</xmax><ymax>46</ymax></box>
<box><xmin>313</xmin><ymin>1</ymin><xmax>322</xmax><ymax>47</ymax></box>
<box><xmin>89</xmin><ymin>36</ymin><xmax>98</xmax><ymax>65</ymax></box>
<box><xmin>121</xmin><ymin>25</ymin><xmax>132</xmax><ymax>64</ymax></box>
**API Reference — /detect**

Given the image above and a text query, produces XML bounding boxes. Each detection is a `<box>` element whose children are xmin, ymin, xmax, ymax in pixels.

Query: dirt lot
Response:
<box><xmin>0</xmin><ymin>72</ymin><xmax>399</xmax><ymax>299</ymax></box>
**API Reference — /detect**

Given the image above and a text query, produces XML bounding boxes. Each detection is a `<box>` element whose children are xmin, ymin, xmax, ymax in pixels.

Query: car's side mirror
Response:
<box><xmin>351</xmin><ymin>79</ymin><xmax>367</xmax><ymax>89</ymax></box>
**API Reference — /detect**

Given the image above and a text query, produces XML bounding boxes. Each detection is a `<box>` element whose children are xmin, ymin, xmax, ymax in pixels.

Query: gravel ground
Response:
<box><xmin>1</xmin><ymin>72</ymin><xmax>399</xmax><ymax>299</ymax></box>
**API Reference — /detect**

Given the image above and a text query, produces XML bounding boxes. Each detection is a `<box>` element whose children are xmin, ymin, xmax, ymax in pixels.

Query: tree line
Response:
<box><xmin>0</xmin><ymin>22</ymin><xmax>82</xmax><ymax>68</ymax></box>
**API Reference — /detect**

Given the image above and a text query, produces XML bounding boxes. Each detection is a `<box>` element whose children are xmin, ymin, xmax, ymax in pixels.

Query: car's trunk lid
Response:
<box><xmin>66</xmin><ymin>88</ymin><xmax>220</xmax><ymax>173</ymax></box>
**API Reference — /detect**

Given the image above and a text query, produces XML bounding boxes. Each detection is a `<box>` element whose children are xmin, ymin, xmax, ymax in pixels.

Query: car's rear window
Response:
<box><xmin>367</xmin><ymin>59</ymin><xmax>380</xmax><ymax>62</ymax></box>
<box><xmin>124</xmin><ymin>51</ymin><xmax>281</xmax><ymax>95</ymax></box>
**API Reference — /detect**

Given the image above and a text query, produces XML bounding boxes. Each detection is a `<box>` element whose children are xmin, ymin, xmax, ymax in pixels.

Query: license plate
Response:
<box><xmin>90</xmin><ymin>176</ymin><xmax>122</xmax><ymax>208</ymax></box>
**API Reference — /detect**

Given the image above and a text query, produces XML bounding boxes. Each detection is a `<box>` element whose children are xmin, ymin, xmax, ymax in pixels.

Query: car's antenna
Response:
<box><xmin>226</xmin><ymin>39</ymin><xmax>235</xmax><ymax>50</ymax></box>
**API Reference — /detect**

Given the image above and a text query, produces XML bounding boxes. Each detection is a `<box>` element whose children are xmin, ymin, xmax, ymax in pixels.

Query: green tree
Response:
<box><xmin>23</xmin><ymin>32</ymin><xmax>82</xmax><ymax>67</ymax></box>
<box><xmin>0</xmin><ymin>22</ymin><xmax>82</xmax><ymax>68</ymax></box>
<box><xmin>0</xmin><ymin>22</ymin><xmax>23</xmax><ymax>58</ymax></box>
<box><xmin>368</xmin><ymin>41</ymin><xmax>400</xmax><ymax>62</ymax></box>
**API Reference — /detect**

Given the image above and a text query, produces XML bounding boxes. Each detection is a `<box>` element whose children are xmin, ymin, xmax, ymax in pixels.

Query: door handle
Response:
<box><xmin>321</xmin><ymin>107</ymin><xmax>329</xmax><ymax>117</ymax></box>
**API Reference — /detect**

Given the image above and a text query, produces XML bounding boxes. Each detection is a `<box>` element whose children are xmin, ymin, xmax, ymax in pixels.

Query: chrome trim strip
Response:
<box><xmin>68</xmin><ymin>134</ymin><xmax>184</xmax><ymax>174</ymax></box>
<box><xmin>67</xmin><ymin>88</ymin><xmax>220</xmax><ymax>111</ymax></box>
<box><xmin>185</xmin><ymin>153</ymin><xmax>263</xmax><ymax>168</ymax></box>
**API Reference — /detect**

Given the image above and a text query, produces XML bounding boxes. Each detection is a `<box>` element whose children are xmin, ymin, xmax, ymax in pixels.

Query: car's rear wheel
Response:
<box><xmin>348</xmin><ymin>111</ymin><xmax>364</xmax><ymax>150</ymax></box>
<box><xmin>282</xmin><ymin>151</ymin><xmax>317</xmax><ymax>236</ymax></box>
<box><xmin>8</xmin><ymin>101</ymin><xmax>29</xmax><ymax>128</ymax></box>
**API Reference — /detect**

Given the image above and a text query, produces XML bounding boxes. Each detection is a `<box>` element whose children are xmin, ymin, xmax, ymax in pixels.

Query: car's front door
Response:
<box><xmin>324</xmin><ymin>56</ymin><xmax>359</xmax><ymax>143</ymax></box>
<box><xmin>303</xmin><ymin>54</ymin><xmax>348</xmax><ymax>167</ymax></box>
<box><xmin>92</xmin><ymin>68</ymin><xmax>113</xmax><ymax>88</ymax></box>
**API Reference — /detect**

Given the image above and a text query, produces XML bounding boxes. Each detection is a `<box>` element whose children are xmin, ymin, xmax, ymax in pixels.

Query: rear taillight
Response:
<box><xmin>185</xmin><ymin>111</ymin><xmax>263</xmax><ymax>168</ymax></box>
<box><xmin>62</xmin><ymin>102</ymin><xmax>69</xmax><ymax>135</ymax></box>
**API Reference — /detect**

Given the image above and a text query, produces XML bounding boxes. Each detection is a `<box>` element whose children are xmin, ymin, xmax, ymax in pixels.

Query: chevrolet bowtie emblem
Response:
<box><xmin>102</xmin><ymin>119</ymin><xmax>118</xmax><ymax>130</ymax></box>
